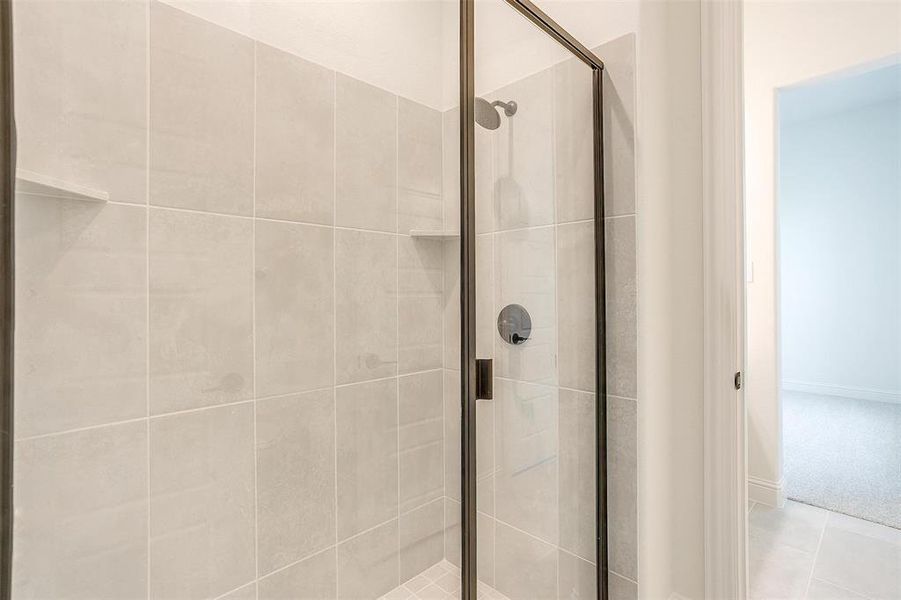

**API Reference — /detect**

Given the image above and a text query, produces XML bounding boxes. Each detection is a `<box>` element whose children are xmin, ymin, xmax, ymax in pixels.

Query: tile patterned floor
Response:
<box><xmin>380</xmin><ymin>560</ymin><xmax>511</xmax><ymax>600</ymax></box>
<box><xmin>749</xmin><ymin>500</ymin><xmax>901</xmax><ymax>600</ymax></box>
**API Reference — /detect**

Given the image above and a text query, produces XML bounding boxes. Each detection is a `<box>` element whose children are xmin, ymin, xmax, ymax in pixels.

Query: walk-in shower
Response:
<box><xmin>0</xmin><ymin>0</ymin><xmax>640</xmax><ymax>598</ymax></box>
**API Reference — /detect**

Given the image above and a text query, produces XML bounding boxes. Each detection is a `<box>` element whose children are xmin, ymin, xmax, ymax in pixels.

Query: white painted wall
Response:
<box><xmin>780</xmin><ymin>91</ymin><xmax>901</xmax><ymax>403</ymax></box>
<box><xmin>743</xmin><ymin>0</ymin><xmax>901</xmax><ymax>505</ymax></box>
<box><xmin>635</xmin><ymin>1</ymin><xmax>705</xmax><ymax>599</ymax></box>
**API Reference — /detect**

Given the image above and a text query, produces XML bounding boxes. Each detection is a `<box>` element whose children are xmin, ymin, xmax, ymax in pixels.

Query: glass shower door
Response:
<box><xmin>468</xmin><ymin>1</ymin><xmax>602</xmax><ymax>598</ymax></box>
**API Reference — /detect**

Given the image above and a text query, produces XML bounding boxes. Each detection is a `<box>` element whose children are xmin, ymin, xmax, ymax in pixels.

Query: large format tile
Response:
<box><xmin>443</xmin><ymin>500</ymin><xmax>495</xmax><ymax>585</ymax></box>
<box><xmin>149</xmin><ymin>403</ymin><xmax>255</xmax><ymax>600</ymax></box>
<box><xmin>399</xmin><ymin>371</ymin><xmax>444</xmax><ymax>512</ymax></box>
<box><xmin>441</xmin><ymin>235</ymin><xmax>492</xmax><ymax>374</ymax></box>
<box><xmin>337</xmin><ymin>519</ymin><xmax>400</xmax><ymax>600</ymax></box>
<box><xmin>608</xmin><ymin>395</ymin><xmax>637</xmax><ymax>581</ymax></box>
<box><xmin>336</xmin><ymin>74</ymin><xmax>397</xmax><ymax>232</ymax></box>
<box><xmin>749</xmin><ymin>501</ymin><xmax>828</xmax><ymax>554</ymax></box>
<box><xmin>558</xmin><ymin>389</ymin><xmax>597</xmax><ymax>562</ymax></box>
<box><xmin>255</xmin><ymin>43</ymin><xmax>335</xmax><ymax>224</ymax></box>
<box><xmin>220</xmin><ymin>583</ymin><xmax>256</xmax><ymax>600</ymax></box>
<box><xmin>806</xmin><ymin>579</ymin><xmax>868</xmax><ymax>600</ymax></box>
<box><xmin>335</xmin><ymin>230</ymin><xmax>398</xmax><ymax>384</ymax></box>
<box><xmin>444</xmin><ymin>369</ymin><xmax>462</xmax><ymax>503</ymax></box>
<box><xmin>558</xmin><ymin>550</ymin><xmax>597</xmax><ymax>600</ymax></box>
<box><xmin>398</xmin><ymin>98</ymin><xmax>443</xmax><ymax>233</ymax></box>
<box><xmin>609</xmin><ymin>572</ymin><xmax>638</xmax><ymax>600</ymax></box>
<box><xmin>494</xmin><ymin>227</ymin><xmax>557</xmax><ymax>385</ymax></box>
<box><xmin>255</xmin><ymin>220</ymin><xmax>334</xmax><ymax>397</ymax></box>
<box><xmin>400</xmin><ymin>499</ymin><xmax>445</xmax><ymax>582</ymax></box>
<box><xmin>259</xmin><ymin>548</ymin><xmax>337</xmax><ymax>600</ymax></box>
<box><xmin>336</xmin><ymin>378</ymin><xmax>399</xmax><ymax>540</ymax></box>
<box><xmin>812</xmin><ymin>512</ymin><xmax>901</xmax><ymax>599</ymax></box>
<box><xmin>149</xmin><ymin>2</ymin><xmax>254</xmax><ymax>215</ymax></box>
<box><xmin>441</xmin><ymin>108</ymin><xmax>494</xmax><ymax>234</ymax></box>
<box><xmin>489</xmin><ymin>70</ymin><xmax>555</xmax><ymax>231</ymax></box>
<box><xmin>257</xmin><ymin>390</ymin><xmax>336</xmax><ymax>575</ymax></box>
<box><xmin>606</xmin><ymin>216</ymin><xmax>637</xmax><ymax>399</ymax></box>
<box><xmin>495</xmin><ymin>379</ymin><xmax>558</xmax><ymax>544</ymax></box>
<box><xmin>398</xmin><ymin>237</ymin><xmax>443</xmax><ymax>374</ymax></box>
<box><xmin>553</xmin><ymin>57</ymin><xmax>595</xmax><ymax>224</ymax></box>
<box><xmin>556</xmin><ymin>221</ymin><xmax>596</xmax><ymax>392</ymax></box>
<box><xmin>15</xmin><ymin>199</ymin><xmax>146</xmax><ymax>437</ymax></box>
<box><xmin>14</xmin><ymin>0</ymin><xmax>146</xmax><ymax>204</ymax></box>
<box><xmin>595</xmin><ymin>34</ymin><xmax>636</xmax><ymax>217</ymax></box>
<box><xmin>149</xmin><ymin>209</ymin><xmax>253</xmax><ymax>414</ymax></box>
<box><xmin>13</xmin><ymin>422</ymin><xmax>148</xmax><ymax>600</ymax></box>
<box><xmin>494</xmin><ymin>522</ymin><xmax>557</xmax><ymax>600</ymax></box>
<box><xmin>748</xmin><ymin>531</ymin><xmax>815</xmax><ymax>600</ymax></box>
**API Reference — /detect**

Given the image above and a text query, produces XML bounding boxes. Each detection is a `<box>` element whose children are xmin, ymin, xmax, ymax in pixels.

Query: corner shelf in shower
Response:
<box><xmin>15</xmin><ymin>169</ymin><xmax>109</xmax><ymax>203</ymax></box>
<box><xmin>409</xmin><ymin>230</ymin><xmax>460</xmax><ymax>240</ymax></box>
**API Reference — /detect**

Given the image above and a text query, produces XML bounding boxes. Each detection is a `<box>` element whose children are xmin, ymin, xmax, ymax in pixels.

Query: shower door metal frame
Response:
<box><xmin>0</xmin><ymin>0</ymin><xmax>13</xmax><ymax>595</ymax></box>
<box><xmin>458</xmin><ymin>1</ymin><xmax>607</xmax><ymax>598</ymax></box>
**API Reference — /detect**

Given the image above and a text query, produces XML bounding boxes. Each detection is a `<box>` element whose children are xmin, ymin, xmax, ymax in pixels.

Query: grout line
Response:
<box><xmin>803</xmin><ymin>510</ymin><xmax>828</xmax><ymax>598</ymax></box>
<box><xmin>251</xmin><ymin>40</ymin><xmax>260</xmax><ymax>597</ymax></box>
<box><xmin>608</xmin><ymin>569</ymin><xmax>638</xmax><ymax>586</ymax></box>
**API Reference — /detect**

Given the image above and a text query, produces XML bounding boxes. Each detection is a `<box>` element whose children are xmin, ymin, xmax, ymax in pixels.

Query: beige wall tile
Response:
<box><xmin>399</xmin><ymin>98</ymin><xmax>443</xmax><ymax>233</ymax></box>
<box><xmin>494</xmin><ymin>522</ymin><xmax>557</xmax><ymax>600</ymax></box>
<box><xmin>608</xmin><ymin>395</ymin><xmax>637</xmax><ymax>581</ymax></box>
<box><xmin>596</xmin><ymin>35</ymin><xmax>636</xmax><ymax>218</ymax></box>
<box><xmin>336</xmin><ymin>74</ymin><xmax>397</xmax><ymax>232</ymax></box>
<box><xmin>149</xmin><ymin>403</ymin><xmax>255</xmax><ymax>599</ymax></box>
<box><xmin>12</xmin><ymin>422</ymin><xmax>147</xmax><ymax>600</ymax></box>
<box><xmin>220</xmin><ymin>583</ymin><xmax>256</xmax><ymax>600</ymax></box>
<box><xmin>400</xmin><ymin>499</ymin><xmax>445</xmax><ymax>582</ymax></box>
<box><xmin>149</xmin><ymin>209</ymin><xmax>253</xmax><ymax>414</ymax></box>
<box><xmin>337</xmin><ymin>519</ymin><xmax>400</xmax><ymax>600</ymax></box>
<box><xmin>15</xmin><ymin>199</ymin><xmax>146</xmax><ymax>437</ymax></box>
<box><xmin>609</xmin><ymin>572</ymin><xmax>637</xmax><ymax>600</ymax></box>
<box><xmin>13</xmin><ymin>0</ymin><xmax>147</xmax><ymax>204</ymax></box>
<box><xmin>558</xmin><ymin>550</ymin><xmax>597</xmax><ymax>600</ymax></box>
<box><xmin>255</xmin><ymin>220</ymin><xmax>334</xmax><ymax>397</ymax></box>
<box><xmin>558</xmin><ymin>389</ymin><xmax>597</xmax><ymax>563</ymax></box>
<box><xmin>399</xmin><ymin>371</ymin><xmax>444</xmax><ymax>512</ymax></box>
<box><xmin>444</xmin><ymin>369</ymin><xmax>461</xmax><ymax>503</ymax></box>
<box><xmin>335</xmin><ymin>229</ymin><xmax>397</xmax><ymax>384</ymax></box>
<box><xmin>443</xmin><ymin>240</ymin><xmax>461</xmax><ymax>372</ymax></box>
<box><xmin>336</xmin><ymin>378</ymin><xmax>398</xmax><ymax>539</ymax></box>
<box><xmin>494</xmin><ymin>227</ymin><xmax>557</xmax><ymax>385</ymax></box>
<box><xmin>495</xmin><ymin>379</ymin><xmax>558</xmax><ymax>545</ymax></box>
<box><xmin>257</xmin><ymin>390</ymin><xmax>336</xmax><ymax>575</ymax></box>
<box><xmin>259</xmin><ymin>548</ymin><xmax>337</xmax><ymax>600</ymax></box>
<box><xmin>442</xmin><ymin>108</ymin><xmax>494</xmax><ymax>234</ymax></box>
<box><xmin>489</xmin><ymin>70</ymin><xmax>554</xmax><ymax>231</ymax></box>
<box><xmin>255</xmin><ymin>44</ymin><xmax>335</xmax><ymax>224</ymax></box>
<box><xmin>556</xmin><ymin>221</ymin><xmax>596</xmax><ymax>393</ymax></box>
<box><xmin>398</xmin><ymin>235</ymin><xmax>444</xmax><ymax>374</ymax></box>
<box><xmin>149</xmin><ymin>2</ymin><xmax>254</xmax><ymax>215</ymax></box>
<box><xmin>443</xmin><ymin>500</ymin><xmax>494</xmax><ymax>585</ymax></box>
<box><xmin>553</xmin><ymin>57</ymin><xmax>595</xmax><ymax>224</ymax></box>
<box><xmin>606</xmin><ymin>216</ymin><xmax>637</xmax><ymax>399</ymax></box>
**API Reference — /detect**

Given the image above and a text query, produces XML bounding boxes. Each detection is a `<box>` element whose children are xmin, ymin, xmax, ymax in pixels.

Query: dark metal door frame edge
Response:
<box><xmin>0</xmin><ymin>0</ymin><xmax>13</xmax><ymax>596</ymax></box>
<box><xmin>458</xmin><ymin>1</ymin><xmax>608</xmax><ymax>598</ymax></box>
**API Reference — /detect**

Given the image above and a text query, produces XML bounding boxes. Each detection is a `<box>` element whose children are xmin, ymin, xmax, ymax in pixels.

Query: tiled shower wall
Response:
<box><xmin>13</xmin><ymin>2</ymin><xmax>448</xmax><ymax>598</ymax></box>
<box><xmin>439</xmin><ymin>35</ymin><xmax>638</xmax><ymax>600</ymax></box>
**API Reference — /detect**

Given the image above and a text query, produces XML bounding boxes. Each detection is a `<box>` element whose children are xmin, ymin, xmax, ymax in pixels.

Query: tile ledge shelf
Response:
<box><xmin>409</xmin><ymin>230</ymin><xmax>460</xmax><ymax>240</ymax></box>
<box><xmin>15</xmin><ymin>169</ymin><xmax>109</xmax><ymax>203</ymax></box>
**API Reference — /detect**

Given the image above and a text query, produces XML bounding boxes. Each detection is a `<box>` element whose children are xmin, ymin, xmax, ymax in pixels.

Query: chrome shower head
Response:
<box><xmin>475</xmin><ymin>98</ymin><xmax>518</xmax><ymax>130</ymax></box>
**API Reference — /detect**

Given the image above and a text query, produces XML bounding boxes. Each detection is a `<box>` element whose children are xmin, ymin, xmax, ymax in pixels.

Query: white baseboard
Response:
<box><xmin>748</xmin><ymin>476</ymin><xmax>785</xmax><ymax>508</ymax></box>
<box><xmin>783</xmin><ymin>380</ymin><xmax>901</xmax><ymax>404</ymax></box>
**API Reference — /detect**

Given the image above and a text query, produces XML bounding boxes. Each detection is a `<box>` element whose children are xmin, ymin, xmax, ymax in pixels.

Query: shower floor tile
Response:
<box><xmin>381</xmin><ymin>560</ymin><xmax>510</xmax><ymax>600</ymax></box>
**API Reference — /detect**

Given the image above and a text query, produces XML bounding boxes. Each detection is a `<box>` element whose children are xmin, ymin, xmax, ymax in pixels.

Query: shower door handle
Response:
<box><xmin>475</xmin><ymin>359</ymin><xmax>493</xmax><ymax>400</ymax></box>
